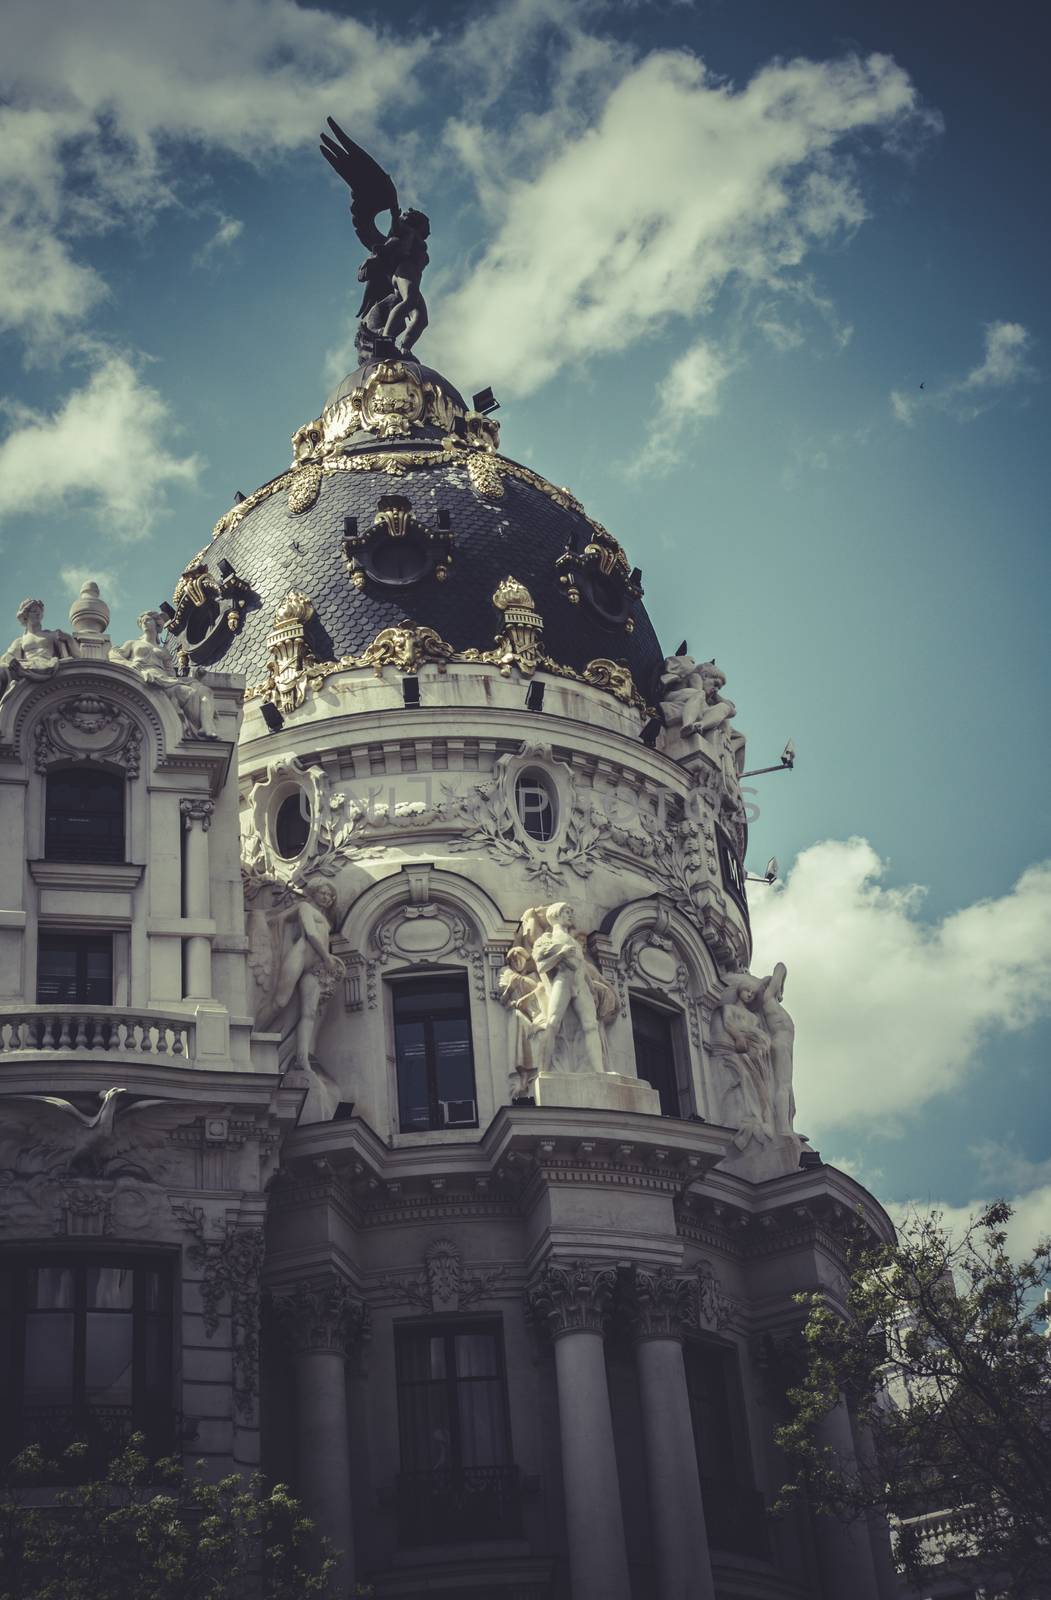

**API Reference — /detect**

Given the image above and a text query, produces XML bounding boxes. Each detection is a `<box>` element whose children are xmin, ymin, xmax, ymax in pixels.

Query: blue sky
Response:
<box><xmin>2</xmin><ymin>0</ymin><xmax>1048</xmax><ymax>1242</ymax></box>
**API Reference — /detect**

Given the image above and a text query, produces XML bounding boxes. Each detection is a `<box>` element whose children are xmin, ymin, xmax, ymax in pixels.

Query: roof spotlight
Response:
<box><xmin>260</xmin><ymin>700</ymin><xmax>284</xmax><ymax>734</ymax></box>
<box><xmin>472</xmin><ymin>386</ymin><xmax>500</xmax><ymax>416</ymax></box>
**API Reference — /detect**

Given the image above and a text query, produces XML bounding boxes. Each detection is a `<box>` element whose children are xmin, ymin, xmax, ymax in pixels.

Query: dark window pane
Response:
<box><xmin>393</xmin><ymin>978</ymin><xmax>477</xmax><ymax>1133</ymax></box>
<box><xmin>28</xmin><ymin>1267</ymin><xmax>74</xmax><ymax>1310</ymax></box>
<box><xmin>37</xmin><ymin>935</ymin><xmax>113</xmax><ymax>1005</ymax></box>
<box><xmin>454</xmin><ymin>1332</ymin><xmax>498</xmax><ymax>1379</ymax></box>
<box><xmin>45</xmin><ymin>768</ymin><xmax>125</xmax><ymax>864</ymax></box>
<box><xmin>24</xmin><ymin>1314</ymin><xmax>75</xmax><ymax>1404</ymax></box>
<box><xmin>631</xmin><ymin>1001</ymin><xmax>680</xmax><ymax>1117</ymax></box>
<box><xmin>515</xmin><ymin>776</ymin><xmax>555</xmax><ymax>841</ymax></box>
<box><xmin>85</xmin><ymin>1315</ymin><xmax>133</xmax><ymax>1406</ymax></box>
<box><xmin>86</xmin><ymin>1267</ymin><xmax>133</xmax><ymax>1310</ymax></box>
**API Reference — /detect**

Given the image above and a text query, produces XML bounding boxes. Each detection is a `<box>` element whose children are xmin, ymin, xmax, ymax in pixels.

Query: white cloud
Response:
<box><xmin>890</xmin><ymin>319</ymin><xmax>1034</xmax><ymax>424</ymax></box>
<box><xmin>890</xmin><ymin>388</ymin><xmax>917</xmax><ymax>425</ymax></box>
<box><xmin>193</xmin><ymin>213</ymin><xmax>244</xmax><ymax>268</ymax></box>
<box><xmin>427</xmin><ymin>47</ymin><xmax>935</xmax><ymax>395</ymax></box>
<box><xmin>0</xmin><ymin>353</ymin><xmax>199</xmax><ymax>539</ymax></box>
<box><xmin>0</xmin><ymin>0</ymin><xmax>427</xmax><ymax>338</ymax></box>
<box><xmin>627</xmin><ymin>338</ymin><xmax>731</xmax><ymax>473</ymax></box>
<box><xmin>59</xmin><ymin>565</ymin><xmax>122</xmax><ymax>604</ymax></box>
<box><xmin>749</xmin><ymin>838</ymin><xmax>1051</xmax><ymax>1134</ymax></box>
<box><xmin>963</xmin><ymin>319</ymin><xmax>1031</xmax><ymax>389</ymax></box>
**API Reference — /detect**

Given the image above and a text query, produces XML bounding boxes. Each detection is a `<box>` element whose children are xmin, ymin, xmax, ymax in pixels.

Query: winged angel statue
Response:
<box><xmin>320</xmin><ymin>118</ymin><xmax>430</xmax><ymax>359</ymax></box>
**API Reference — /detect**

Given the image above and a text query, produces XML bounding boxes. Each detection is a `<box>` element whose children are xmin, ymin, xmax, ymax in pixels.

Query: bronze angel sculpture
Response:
<box><xmin>320</xmin><ymin>118</ymin><xmax>430</xmax><ymax>358</ymax></box>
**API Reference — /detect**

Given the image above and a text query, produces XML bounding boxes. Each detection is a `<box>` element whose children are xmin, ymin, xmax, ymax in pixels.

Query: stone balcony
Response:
<box><xmin>0</xmin><ymin>1004</ymin><xmax>197</xmax><ymax>1064</ymax></box>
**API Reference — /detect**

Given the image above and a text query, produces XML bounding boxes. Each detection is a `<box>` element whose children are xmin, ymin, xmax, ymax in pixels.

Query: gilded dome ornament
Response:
<box><xmin>165</xmin><ymin>558</ymin><xmax>254</xmax><ymax>664</ymax></box>
<box><xmin>342</xmin><ymin>495</ymin><xmax>454</xmax><ymax>590</ymax></box>
<box><xmin>264</xmin><ymin>591</ymin><xmax>319</xmax><ymax>714</ymax></box>
<box><xmin>555</xmin><ymin>526</ymin><xmax>642</xmax><ymax>632</ymax></box>
<box><xmin>491</xmin><ymin>577</ymin><xmax>544</xmax><ymax>678</ymax></box>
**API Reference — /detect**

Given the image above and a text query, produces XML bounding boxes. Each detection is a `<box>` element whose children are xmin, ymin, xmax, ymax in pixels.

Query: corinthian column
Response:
<box><xmin>180</xmin><ymin>797</ymin><xmax>214</xmax><ymax>999</ymax></box>
<box><xmin>269</xmin><ymin>1275</ymin><xmax>369</xmax><ymax>1593</ymax></box>
<box><xmin>628</xmin><ymin>1267</ymin><xmax>716</xmax><ymax>1600</ymax></box>
<box><xmin>528</xmin><ymin>1261</ymin><xmax>631</xmax><ymax>1600</ymax></box>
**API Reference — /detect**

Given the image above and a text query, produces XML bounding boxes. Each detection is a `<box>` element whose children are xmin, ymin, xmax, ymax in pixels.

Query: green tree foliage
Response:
<box><xmin>0</xmin><ymin>1436</ymin><xmax>336</xmax><ymax>1600</ymax></box>
<box><xmin>776</xmin><ymin>1203</ymin><xmax>1051</xmax><ymax>1597</ymax></box>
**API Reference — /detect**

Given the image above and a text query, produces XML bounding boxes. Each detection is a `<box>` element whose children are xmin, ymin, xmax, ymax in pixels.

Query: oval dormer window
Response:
<box><xmin>274</xmin><ymin>791</ymin><xmax>310</xmax><ymax>859</ymax></box>
<box><xmin>515</xmin><ymin>771</ymin><xmax>556</xmax><ymax>842</ymax></box>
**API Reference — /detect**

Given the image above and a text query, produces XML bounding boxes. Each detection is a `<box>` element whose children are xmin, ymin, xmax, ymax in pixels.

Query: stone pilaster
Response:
<box><xmin>180</xmin><ymin>797</ymin><xmax>214</xmax><ymax>999</ymax></box>
<box><xmin>527</xmin><ymin>1261</ymin><xmax>629</xmax><ymax>1600</ymax></box>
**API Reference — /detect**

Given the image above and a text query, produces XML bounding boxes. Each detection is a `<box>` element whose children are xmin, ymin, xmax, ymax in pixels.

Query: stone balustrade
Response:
<box><xmin>0</xmin><ymin>1006</ymin><xmax>195</xmax><ymax>1060</ymax></box>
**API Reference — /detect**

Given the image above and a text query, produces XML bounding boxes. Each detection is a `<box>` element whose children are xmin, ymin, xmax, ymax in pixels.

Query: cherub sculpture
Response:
<box><xmin>319</xmin><ymin>118</ymin><xmax>430</xmax><ymax>358</ymax></box>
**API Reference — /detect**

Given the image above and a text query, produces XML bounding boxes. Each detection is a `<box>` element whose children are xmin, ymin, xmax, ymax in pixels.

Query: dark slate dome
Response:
<box><xmin>169</xmin><ymin>355</ymin><xmax>666</xmax><ymax>699</ymax></box>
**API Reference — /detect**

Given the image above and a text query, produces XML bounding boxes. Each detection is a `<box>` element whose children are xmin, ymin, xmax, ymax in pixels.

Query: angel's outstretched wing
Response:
<box><xmin>319</xmin><ymin>119</ymin><xmax>398</xmax><ymax>253</ymax></box>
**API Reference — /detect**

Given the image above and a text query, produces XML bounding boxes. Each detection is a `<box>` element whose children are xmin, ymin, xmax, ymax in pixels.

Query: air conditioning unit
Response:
<box><xmin>441</xmin><ymin>1099</ymin><xmax>477</xmax><ymax>1127</ymax></box>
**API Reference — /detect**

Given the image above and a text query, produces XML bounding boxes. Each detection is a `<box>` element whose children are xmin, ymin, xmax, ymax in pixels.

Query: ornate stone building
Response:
<box><xmin>0</xmin><ymin>136</ymin><xmax>902</xmax><ymax>1600</ymax></box>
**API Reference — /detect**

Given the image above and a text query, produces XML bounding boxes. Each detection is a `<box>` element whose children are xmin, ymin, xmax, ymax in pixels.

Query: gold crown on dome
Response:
<box><xmin>493</xmin><ymin>577</ymin><xmax>536</xmax><ymax>612</ymax></box>
<box><xmin>273</xmin><ymin>590</ymin><xmax>315</xmax><ymax>627</ymax></box>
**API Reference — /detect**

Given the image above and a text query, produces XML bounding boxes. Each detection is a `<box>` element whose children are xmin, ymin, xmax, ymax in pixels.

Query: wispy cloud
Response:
<box><xmin>193</xmin><ymin>212</ymin><xmax>244</xmax><ymax>268</ymax></box>
<box><xmin>749</xmin><ymin>838</ymin><xmax>1051</xmax><ymax>1134</ymax></box>
<box><xmin>627</xmin><ymin>337</ymin><xmax>732</xmax><ymax>473</ymax></box>
<box><xmin>890</xmin><ymin>318</ymin><xmax>1035</xmax><ymax>425</ymax></box>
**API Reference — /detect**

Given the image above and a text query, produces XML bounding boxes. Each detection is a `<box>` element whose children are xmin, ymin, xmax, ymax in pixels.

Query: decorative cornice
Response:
<box><xmin>267</xmin><ymin>1274</ymin><xmax>369</xmax><ymax>1357</ymax></box>
<box><xmin>527</xmin><ymin>1259</ymin><xmax>617</xmax><ymax>1340</ymax></box>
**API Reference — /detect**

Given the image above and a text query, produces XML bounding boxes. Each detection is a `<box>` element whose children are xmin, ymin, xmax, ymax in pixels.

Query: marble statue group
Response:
<box><xmin>499</xmin><ymin>903</ymin><xmax>619</xmax><ymax>1097</ymax></box>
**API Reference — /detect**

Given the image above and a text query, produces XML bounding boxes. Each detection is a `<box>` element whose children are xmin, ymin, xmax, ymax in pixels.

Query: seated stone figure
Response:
<box><xmin>0</xmin><ymin>598</ymin><xmax>78</xmax><ymax>704</ymax></box>
<box><xmin>111</xmin><ymin>610</ymin><xmax>218</xmax><ymax>738</ymax></box>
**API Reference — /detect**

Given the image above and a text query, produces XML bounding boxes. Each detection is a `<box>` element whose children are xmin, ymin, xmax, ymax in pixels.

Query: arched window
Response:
<box><xmin>44</xmin><ymin>768</ymin><xmax>125</xmax><ymax>863</ymax></box>
<box><xmin>514</xmin><ymin>771</ymin><xmax>556</xmax><ymax>842</ymax></box>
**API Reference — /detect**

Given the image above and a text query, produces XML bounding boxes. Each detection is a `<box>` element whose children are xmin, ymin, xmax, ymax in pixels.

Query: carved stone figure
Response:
<box><xmin>659</xmin><ymin>651</ymin><xmax>708</xmax><ymax>737</ymax></box>
<box><xmin>0</xmin><ymin>1087</ymin><xmax>177</xmax><ymax>1178</ymax></box>
<box><xmin>111</xmin><ymin>610</ymin><xmax>218</xmax><ymax>737</ymax></box>
<box><xmin>319</xmin><ymin>118</ymin><xmax>430</xmax><ymax>358</ymax></box>
<box><xmin>659</xmin><ymin>653</ymin><xmax>746</xmax><ymax>801</ymax></box>
<box><xmin>248</xmin><ymin>880</ymin><xmax>345</xmax><ymax>1071</ymax></box>
<box><xmin>696</xmin><ymin>661</ymin><xmax>746</xmax><ymax>801</ymax></box>
<box><xmin>711</xmin><ymin>975</ymin><xmax>775</xmax><ymax>1149</ymax></box>
<box><xmin>497</xmin><ymin>944</ymin><xmax>546</xmax><ymax>1098</ymax></box>
<box><xmin>525</xmin><ymin>903</ymin><xmax>618</xmax><ymax>1076</ymax></box>
<box><xmin>754</xmin><ymin>962</ymin><xmax>796</xmax><ymax>1136</ymax></box>
<box><xmin>0</xmin><ymin>597</ymin><xmax>78</xmax><ymax>704</ymax></box>
<box><xmin>711</xmin><ymin>964</ymin><xmax>796</xmax><ymax>1151</ymax></box>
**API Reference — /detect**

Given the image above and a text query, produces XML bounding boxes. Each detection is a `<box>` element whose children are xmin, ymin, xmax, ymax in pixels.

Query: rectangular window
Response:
<box><xmin>36</xmin><ymin>933</ymin><xmax>113</xmax><ymax>1005</ymax></box>
<box><xmin>392</xmin><ymin>976</ymin><xmax>478</xmax><ymax>1133</ymax></box>
<box><xmin>717</xmin><ymin>826</ymin><xmax>749</xmax><ymax>917</ymax></box>
<box><xmin>44</xmin><ymin>768</ymin><xmax>125</xmax><ymax>863</ymax></box>
<box><xmin>0</xmin><ymin>1256</ymin><xmax>174</xmax><ymax>1473</ymax></box>
<box><xmin>630</xmin><ymin>999</ymin><xmax>682</xmax><ymax>1117</ymax></box>
<box><xmin>394</xmin><ymin>1321</ymin><xmax>519</xmax><ymax>1545</ymax></box>
<box><xmin>685</xmin><ymin>1339</ymin><xmax>768</xmax><ymax>1559</ymax></box>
